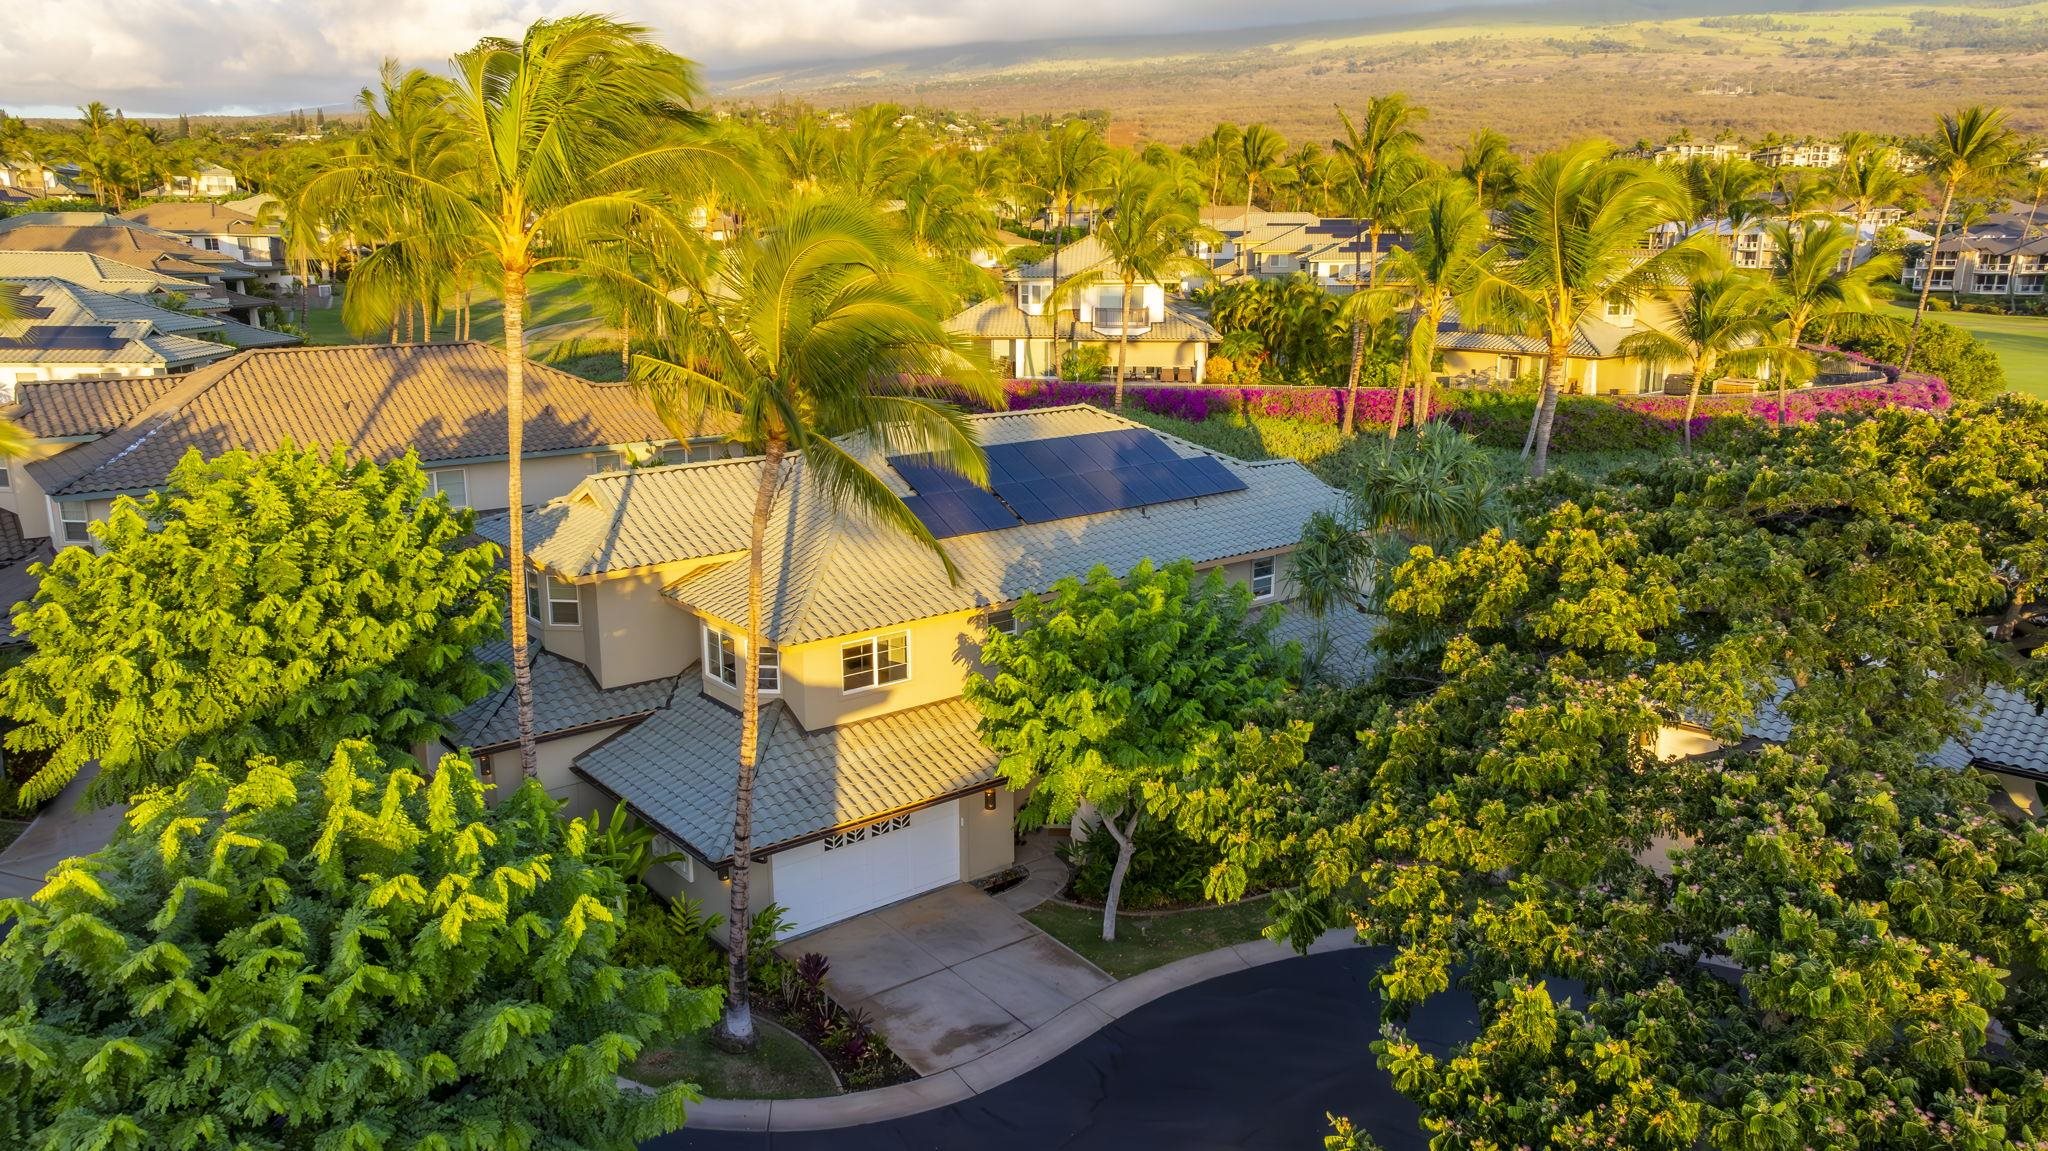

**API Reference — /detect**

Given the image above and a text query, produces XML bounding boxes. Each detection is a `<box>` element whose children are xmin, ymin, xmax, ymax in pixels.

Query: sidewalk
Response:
<box><xmin>0</xmin><ymin>765</ymin><xmax>123</xmax><ymax>902</ymax></box>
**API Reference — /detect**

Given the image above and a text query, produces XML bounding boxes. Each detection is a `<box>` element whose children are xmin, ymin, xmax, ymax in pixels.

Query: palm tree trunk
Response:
<box><xmin>1410</xmin><ymin>309</ymin><xmax>1431</xmax><ymax>429</ymax></box>
<box><xmin>1386</xmin><ymin>360</ymin><xmax>1406</xmax><ymax>453</ymax></box>
<box><xmin>1241</xmin><ymin>185</ymin><xmax>1254</xmax><ymax>277</ymax></box>
<box><xmin>1341</xmin><ymin>320</ymin><xmax>1365</xmax><ymax>437</ymax></box>
<box><xmin>1683</xmin><ymin>371</ymin><xmax>1703</xmax><ymax>454</ymax></box>
<box><xmin>503</xmin><ymin>270</ymin><xmax>540</xmax><ymax>780</ymax></box>
<box><xmin>1903</xmin><ymin>180</ymin><xmax>1956</xmax><ymax>373</ymax></box>
<box><xmin>1366</xmin><ymin>223</ymin><xmax>1383</xmax><ymax>289</ymax></box>
<box><xmin>724</xmin><ymin>436</ymin><xmax>787</xmax><ymax>1048</ymax></box>
<box><xmin>1529</xmin><ymin>336</ymin><xmax>1568</xmax><ymax>479</ymax></box>
<box><xmin>1114</xmin><ymin>275</ymin><xmax>1133</xmax><ymax>411</ymax></box>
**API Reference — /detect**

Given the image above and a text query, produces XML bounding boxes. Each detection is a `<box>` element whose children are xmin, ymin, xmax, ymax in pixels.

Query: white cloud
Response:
<box><xmin>0</xmin><ymin>0</ymin><xmax>1424</xmax><ymax>116</ymax></box>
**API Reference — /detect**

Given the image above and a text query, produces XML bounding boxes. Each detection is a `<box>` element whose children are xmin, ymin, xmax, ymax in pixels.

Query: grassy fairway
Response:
<box><xmin>1881</xmin><ymin>303</ymin><xmax>2048</xmax><ymax>401</ymax></box>
<box><xmin>301</xmin><ymin>271</ymin><xmax>603</xmax><ymax>349</ymax></box>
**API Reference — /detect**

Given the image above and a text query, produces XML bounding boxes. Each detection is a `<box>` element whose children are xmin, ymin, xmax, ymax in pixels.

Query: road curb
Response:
<box><xmin>680</xmin><ymin>927</ymin><xmax>1359</xmax><ymax>1132</ymax></box>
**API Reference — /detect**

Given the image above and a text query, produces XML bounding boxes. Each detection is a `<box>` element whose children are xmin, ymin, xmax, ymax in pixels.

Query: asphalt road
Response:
<box><xmin>646</xmin><ymin>947</ymin><xmax>1482</xmax><ymax>1151</ymax></box>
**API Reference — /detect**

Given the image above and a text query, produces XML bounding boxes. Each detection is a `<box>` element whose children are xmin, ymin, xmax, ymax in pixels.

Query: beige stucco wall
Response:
<box><xmin>588</xmin><ymin>565</ymin><xmax>705</xmax><ymax>689</ymax></box>
<box><xmin>461</xmin><ymin>724</ymin><xmax>625</xmax><ymax>812</ymax></box>
<box><xmin>961</xmin><ymin>788</ymin><xmax>1016</xmax><ymax>879</ymax></box>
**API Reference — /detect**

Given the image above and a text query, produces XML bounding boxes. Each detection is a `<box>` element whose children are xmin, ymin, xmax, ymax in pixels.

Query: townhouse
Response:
<box><xmin>118</xmin><ymin>202</ymin><xmax>297</xmax><ymax>291</ymax></box>
<box><xmin>946</xmin><ymin>235</ymin><xmax>1219</xmax><ymax>381</ymax></box>
<box><xmin>1752</xmin><ymin>140</ymin><xmax>1843</xmax><ymax>169</ymax></box>
<box><xmin>0</xmin><ymin>215</ymin><xmax>277</xmax><ymax>325</ymax></box>
<box><xmin>0</xmin><ymin>276</ymin><xmax>298</xmax><ymax>393</ymax></box>
<box><xmin>1901</xmin><ymin>221</ymin><xmax>2048</xmax><ymax>298</ymax></box>
<box><xmin>148</xmin><ymin>163</ymin><xmax>240</xmax><ymax>199</ymax></box>
<box><xmin>455</xmin><ymin>403</ymin><xmax>1371</xmax><ymax>937</ymax></box>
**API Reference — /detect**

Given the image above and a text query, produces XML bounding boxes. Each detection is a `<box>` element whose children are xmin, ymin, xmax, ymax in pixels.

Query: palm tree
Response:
<box><xmin>1683</xmin><ymin>154</ymin><xmax>1770</xmax><ymax>252</ymax></box>
<box><xmin>1475</xmin><ymin>141</ymin><xmax>1711</xmax><ymax>477</ymax></box>
<box><xmin>1831</xmin><ymin>144</ymin><xmax>1910</xmax><ymax>253</ymax></box>
<box><xmin>1618</xmin><ymin>265</ymin><xmax>1776</xmax><ymax>452</ymax></box>
<box><xmin>635</xmin><ymin>197</ymin><xmax>999</xmax><ymax>1047</ymax></box>
<box><xmin>307</xmin><ymin>17</ymin><xmax>749</xmax><ymax>777</ymax></box>
<box><xmin>1458</xmin><ymin>128</ymin><xmax>1518</xmax><ymax>209</ymax></box>
<box><xmin>1381</xmin><ymin>176</ymin><xmax>1494</xmax><ymax>431</ymax></box>
<box><xmin>1194</xmin><ymin>122</ymin><xmax>1243</xmax><ymax>206</ymax></box>
<box><xmin>2019</xmin><ymin>164</ymin><xmax>2048</xmax><ymax>237</ymax></box>
<box><xmin>1760</xmin><ymin>218</ymin><xmax>1898</xmax><ymax>425</ymax></box>
<box><xmin>1235</xmin><ymin>124</ymin><xmax>1294</xmax><ymax>276</ymax></box>
<box><xmin>1904</xmin><ymin>106</ymin><xmax>2016</xmax><ymax>370</ymax></box>
<box><xmin>1332</xmin><ymin>95</ymin><xmax>1428</xmax><ymax>433</ymax></box>
<box><xmin>896</xmin><ymin>152</ymin><xmax>1000</xmax><ymax>302</ymax></box>
<box><xmin>1050</xmin><ymin>171</ymin><xmax>1211</xmax><ymax>409</ymax></box>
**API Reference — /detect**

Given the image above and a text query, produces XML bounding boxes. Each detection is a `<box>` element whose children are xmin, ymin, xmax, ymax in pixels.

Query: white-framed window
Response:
<box><xmin>0</xmin><ymin>458</ymin><xmax>11</xmax><ymax>489</ymax></box>
<box><xmin>659</xmin><ymin>443</ymin><xmax>688</xmax><ymax>465</ymax></box>
<box><xmin>1019</xmin><ymin>281</ymin><xmax>1047</xmax><ymax>310</ymax></box>
<box><xmin>1497</xmin><ymin>355</ymin><xmax>1523</xmax><ymax>380</ymax></box>
<box><xmin>592</xmin><ymin>451</ymin><xmax>624</xmax><ymax>474</ymax></box>
<box><xmin>60</xmin><ymin>502</ymin><xmax>90</xmax><ymax>545</ymax></box>
<box><xmin>1250</xmin><ymin>556</ymin><xmax>1277</xmax><ymax>601</ymax></box>
<box><xmin>530</xmin><ymin>575</ymin><xmax>580</xmax><ymax>627</ymax></box>
<box><xmin>841</xmin><ymin>631</ymin><xmax>910</xmax><ymax>693</ymax></box>
<box><xmin>427</xmin><ymin>466</ymin><xmax>468</xmax><ymax>508</ymax></box>
<box><xmin>1603</xmin><ymin>299</ymin><xmax>1635</xmax><ymax>322</ymax></box>
<box><xmin>703</xmin><ymin>626</ymin><xmax>739</xmax><ymax>688</ymax></box>
<box><xmin>823</xmin><ymin>812</ymin><xmax>912</xmax><ymax>851</ymax></box>
<box><xmin>986</xmin><ymin>607</ymin><xmax>1016</xmax><ymax>636</ymax></box>
<box><xmin>756</xmin><ymin>644</ymin><xmax>780</xmax><ymax>694</ymax></box>
<box><xmin>201</xmin><ymin>237</ymin><xmax>220</xmax><ymax>251</ymax></box>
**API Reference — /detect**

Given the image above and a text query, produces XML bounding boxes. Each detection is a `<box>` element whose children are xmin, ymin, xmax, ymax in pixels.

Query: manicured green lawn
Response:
<box><xmin>627</xmin><ymin>1019</ymin><xmax>838</xmax><ymax>1099</ymax></box>
<box><xmin>1879</xmin><ymin>302</ymin><xmax>2048</xmax><ymax>401</ymax></box>
<box><xmin>1025</xmin><ymin>899</ymin><xmax>1275</xmax><ymax>979</ymax></box>
<box><xmin>302</xmin><ymin>271</ymin><xmax>602</xmax><ymax>349</ymax></box>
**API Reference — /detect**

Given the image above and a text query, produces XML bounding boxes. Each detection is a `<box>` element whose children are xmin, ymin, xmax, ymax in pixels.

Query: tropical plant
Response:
<box><xmin>1760</xmin><ymin>217</ymin><xmax>1900</xmax><ymax>422</ymax></box>
<box><xmin>1332</xmin><ymin>96</ymin><xmax>1428</xmax><ymax>432</ymax></box>
<box><xmin>1618</xmin><ymin>265</ymin><xmax>1778</xmax><ymax>450</ymax></box>
<box><xmin>305</xmin><ymin>16</ymin><xmax>751</xmax><ymax>778</ymax></box>
<box><xmin>632</xmin><ymin>196</ymin><xmax>998</xmax><ymax>1046</ymax></box>
<box><xmin>0</xmin><ymin>445</ymin><xmax>503</xmax><ymax>808</ymax></box>
<box><xmin>1475</xmin><ymin>141</ymin><xmax>1710</xmax><ymax>476</ymax></box>
<box><xmin>1681</xmin><ymin>154</ymin><xmax>1771</xmax><ymax>249</ymax></box>
<box><xmin>1235</xmin><ymin>124</ymin><xmax>1295</xmax><ymax>274</ymax></box>
<box><xmin>0</xmin><ymin>742</ymin><xmax>720</xmax><ymax>1149</ymax></box>
<box><xmin>1380</xmin><ymin>176</ymin><xmax>1495</xmax><ymax>431</ymax></box>
<box><xmin>1903</xmin><ymin>106</ymin><xmax>2016</xmax><ymax>369</ymax></box>
<box><xmin>967</xmin><ymin>559</ymin><xmax>1291</xmax><ymax>942</ymax></box>
<box><xmin>1458</xmin><ymin>127</ymin><xmax>1518</xmax><ymax>209</ymax></box>
<box><xmin>1830</xmin><ymin>142</ymin><xmax>1912</xmax><ymax>245</ymax></box>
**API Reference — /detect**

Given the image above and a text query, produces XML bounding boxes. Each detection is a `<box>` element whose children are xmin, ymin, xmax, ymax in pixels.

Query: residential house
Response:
<box><xmin>1646</xmin><ymin>141</ymin><xmax>1743</xmax><ymax>165</ymax></box>
<box><xmin>946</xmin><ymin>234</ymin><xmax>1219</xmax><ymax>381</ymax></box>
<box><xmin>1901</xmin><ymin>221</ymin><xmax>2048</xmax><ymax>298</ymax></box>
<box><xmin>0</xmin><ymin>216</ymin><xmax>276</xmax><ymax>325</ymax></box>
<box><xmin>455</xmin><ymin>403</ymin><xmax>1371</xmax><ymax>936</ymax></box>
<box><xmin>0</xmin><ymin>342</ymin><xmax>735</xmax><ymax>553</ymax></box>
<box><xmin>0</xmin><ymin>276</ymin><xmax>298</xmax><ymax>393</ymax></box>
<box><xmin>119</xmin><ymin>202</ymin><xmax>295</xmax><ymax>289</ymax></box>
<box><xmin>0</xmin><ymin>162</ymin><xmax>71</xmax><ymax>197</ymax></box>
<box><xmin>1753</xmin><ymin>141</ymin><xmax>1843</xmax><ymax>169</ymax></box>
<box><xmin>1431</xmin><ymin>291</ymin><xmax>1756</xmax><ymax>396</ymax></box>
<box><xmin>148</xmin><ymin>163</ymin><xmax>239</xmax><ymax>199</ymax></box>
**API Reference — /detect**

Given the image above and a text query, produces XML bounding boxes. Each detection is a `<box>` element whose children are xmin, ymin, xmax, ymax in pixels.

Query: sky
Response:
<box><xmin>0</xmin><ymin>0</ymin><xmax>1435</xmax><ymax>117</ymax></box>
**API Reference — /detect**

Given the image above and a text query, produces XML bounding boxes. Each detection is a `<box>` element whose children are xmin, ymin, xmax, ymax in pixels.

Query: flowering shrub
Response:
<box><xmin>993</xmin><ymin>374</ymin><xmax>1951</xmax><ymax>450</ymax></box>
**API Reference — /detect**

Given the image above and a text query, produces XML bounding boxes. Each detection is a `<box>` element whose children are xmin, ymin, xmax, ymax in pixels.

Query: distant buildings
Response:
<box><xmin>0</xmin><ymin>276</ymin><xmax>295</xmax><ymax>392</ymax></box>
<box><xmin>1901</xmin><ymin>218</ymin><xmax>2048</xmax><ymax>298</ymax></box>
<box><xmin>1752</xmin><ymin>140</ymin><xmax>1843</xmax><ymax>169</ymax></box>
<box><xmin>145</xmin><ymin>162</ymin><xmax>239</xmax><ymax>199</ymax></box>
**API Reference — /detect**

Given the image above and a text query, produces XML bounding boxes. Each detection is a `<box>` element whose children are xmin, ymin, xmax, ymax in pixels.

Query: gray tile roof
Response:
<box><xmin>1436</xmin><ymin>306</ymin><xmax>1635</xmax><ymax>359</ymax></box>
<box><xmin>0</xmin><ymin>252</ymin><xmax>207</xmax><ymax>299</ymax></box>
<box><xmin>476</xmin><ymin>456</ymin><xmax>771</xmax><ymax>576</ymax></box>
<box><xmin>947</xmin><ymin>295</ymin><xmax>1219</xmax><ymax>343</ymax></box>
<box><xmin>1693</xmin><ymin>680</ymin><xmax>2046</xmax><ymax>780</ymax></box>
<box><xmin>575</xmin><ymin>691</ymin><xmax>998</xmax><ymax>863</ymax></box>
<box><xmin>1271</xmin><ymin>602</ymin><xmax>1381</xmax><ymax>682</ymax></box>
<box><xmin>23</xmin><ymin>343</ymin><xmax>705</xmax><ymax>499</ymax></box>
<box><xmin>659</xmin><ymin>406</ymin><xmax>1345</xmax><ymax>644</ymax></box>
<box><xmin>446</xmin><ymin>637</ymin><xmax>679</xmax><ymax>752</ymax></box>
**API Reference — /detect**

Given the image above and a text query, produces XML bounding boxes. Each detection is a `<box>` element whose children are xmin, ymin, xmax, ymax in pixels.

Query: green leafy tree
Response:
<box><xmin>1618</xmin><ymin>264</ymin><xmax>1779</xmax><ymax>450</ymax></box>
<box><xmin>0</xmin><ymin>742</ymin><xmax>719</xmax><ymax>1149</ymax></box>
<box><xmin>634</xmin><ymin>195</ymin><xmax>997</xmax><ymax>1046</ymax></box>
<box><xmin>1457</xmin><ymin>127</ymin><xmax>1518</xmax><ymax>209</ymax></box>
<box><xmin>0</xmin><ymin>444</ymin><xmax>503</xmax><ymax>808</ymax></box>
<box><xmin>1380</xmin><ymin>175</ymin><xmax>1495</xmax><ymax>431</ymax></box>
<box><xmin>967</xmin><ymin>559</ymin><xmax>1291</xmax><ymax>941</ymax></box>
<box><xmin>1235</xmin><ymin>124</ymin><xmax>1295</xmax><ymax>275</ymax></box>
<box><xmin>1332</xmin><ymin>95</ymin><xmax>1428</xmax><ymax>432</ymax></box>
<box><xmin>1836</xmin><ymin>313</ymin><xmax>2007</xmax><ymax>400</ymax></box>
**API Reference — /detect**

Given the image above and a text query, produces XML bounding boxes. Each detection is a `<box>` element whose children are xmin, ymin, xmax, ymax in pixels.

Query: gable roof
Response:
<box><xmin>946</xmin><ymin>294</ymin><xmax>1220</xmax><ymax>343</ymax></box>
<box><xmin>22</xmin><ymin>343</ymin><xmax>698</xmax><ymax>499</ymax></box>
<box><xmin>446</xmin><ymin>637</ymin><xmax>680</xmax><ymax>753</ymax></box>
<box><xmin>1436</xmin><ymin>305</ymin><xmax>1637</xmax><ymax>359</ymax></box>
<box><xmin>0</xmin><ymin>224</ymin><xmax>250</xmax><ymax>279</ymax></box>
<box><xmin>1</xmin><ymin>277</ymin><xmax>298</xmax><ymax>350</ymax></box>
<box><xmin>0</xmin><ymin>252</ymin><xmax>214</xmax><ymax>301</ymax></box>
<box><xmin>5</xmin><ymin>375</ymin><xmax>184</xmax><ymax>438</ymax></box>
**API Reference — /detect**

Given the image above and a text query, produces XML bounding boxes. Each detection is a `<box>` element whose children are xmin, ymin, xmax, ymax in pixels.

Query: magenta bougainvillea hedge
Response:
<box><xmin>997</xmin><ymin>373</ymin><xmax>1952</xmax><ymax>450</ymax></box>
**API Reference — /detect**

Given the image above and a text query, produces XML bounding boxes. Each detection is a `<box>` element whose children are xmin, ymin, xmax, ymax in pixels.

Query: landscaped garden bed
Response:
<box><xmin>627</xmin><ymin>1016</ymin><xmax>838</xmax><ymax>1099</ymax></box>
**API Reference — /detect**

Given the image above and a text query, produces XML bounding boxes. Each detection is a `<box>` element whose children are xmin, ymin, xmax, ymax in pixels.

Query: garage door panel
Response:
<box><xmin>774</xmin><ymin>805</ymin><xmax>961</xmax><ymax>938</ymax></box>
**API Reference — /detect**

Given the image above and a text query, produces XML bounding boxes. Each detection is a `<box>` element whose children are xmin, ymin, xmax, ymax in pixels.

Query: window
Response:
<box><xmin>591</xmin><ymin>451</ymin><xmax>624</xmax><ymax>474</ymax></box>
<box><xmin>0</xmin><ymin>458</ymin><xmax>11</xmax><ymax>489</ymax></box>
<box><xmin>200</xmin><ymin>237</ymin><xmax>220</xmax><ymax>251</ymax></box>
<box><xmin>60</xmin><ymin>502</ymin><xmax>90</xmax><ymax>545</ymax></box>
<box><xmin>703</xmin><ymin>626</ymin><xmax>739</xmax><ymax>688</ymax></box>
<box><xmin>1603</xmin><ymin>299</ymin><xmax>1634</xmax><ymax>321</ymax></box>
<box><xmin>1019</xmin><ymin>282</ymin><xmax>1047</xmax><ymax>310</ymax></box>
<box><xmin>756</xmin><ymin>644</ymin><xmax>780</xmax><ymax>694</ymax></box>
<box><xmin>427</xmin><ymin>467</ymin><xmax>468</xmax><ymax>508</ymax></box>
<box><xmin>536</xmin><ymin>573</ymin><xmax>577</xmax><ymax>626</ymax></box>
<box><xmin>526</xmin><ymin>576</ymin><xmax>542</xmax><ymax>622</ymax></box>
<box><xmin>986</xmin><ymin>607</ymin><xmax>1016</xmax><ymax>636</ymax></box>
<box><xmin>841</xmin><ymin>631</ymin><xmax>910</xmax><ymax>692</ymax></box>
<box><xmin>1250</xmin><ymin>556</ymin><xmax>1277</xmax><ymax>601</ymax></box>
<box><xmin>1497</xmin><ymin>355</ymin><xmax>1523</xmax><ymax>381</ymax></box>
<box><xmin>659</xmin><ymin>443</ymin><xmax>688</xmax><ymax>465</ymax></box>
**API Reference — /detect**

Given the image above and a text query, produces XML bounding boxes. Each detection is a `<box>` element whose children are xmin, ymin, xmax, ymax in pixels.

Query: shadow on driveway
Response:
<box><xmin>647</xmin><ymin>947</ymin><xmax>1482</xmax><ymax>1151</ymax></box>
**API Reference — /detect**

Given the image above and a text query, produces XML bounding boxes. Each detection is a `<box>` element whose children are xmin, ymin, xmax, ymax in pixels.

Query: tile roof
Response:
<box><xmin>446</xmin><ymin>637</ymin><xmax>680</xmax><ymax>752</ymax></box>
<box><xmin>3</xmin><ymin>276</ymin><xmax>219</xmax><ymax>334</ymax></box>
<box><xmin>1271</xmin><ymin>601</ymin><xmax>1381</xmax><ymax>682</ymax></box>
<box><xmin>6</xmin><ymin>375</ymin><xmax>184</xmax><ymax>438</ymax></box>
<box><xmin>947</xmin><ymin>295</ymin><xmax>1220</xmax><ymax>343</ymax></box>
<box><xmin>575</xmin><ymin>691</ymin><xmax>998</xmax><ymax>863</ymax></box>
<box><xmin>0</xmin><ymin>224</ymin><xmax>247</xmax><ymax>279</ymax></box>
<box><xmin>476</xmin><ymin>456</ymin><xmax>770</xmax><ymax>576</ymax></box>
<box><xmin>1692</xmin><ymin>681</ymin><xmax>2047</xmax><ymax>781</ymax></box>
<box><xmin>119</xmin><ymin>203</ymin><xmax>276</xmax><ymax>236</ymax></box>
<box><xmin>0</xmin><ymin>252</ymin><xmax>209</xmax><ymax>299</ymax></box>
<box><xmin>0</xmin><ymin>509</ymin><xmax>46</xmax><ymax>567</ymax></box>
<box><xmin>664</xmin><ymin>407</ymin><xmax>1345</xmax><ymax>644</ymax></box>
<box><xmin>1010</xmin><ymin>235</ymin><xmax>1112</xmax><ymax>281</ymax></box>
<box><xmin>22</xmin><ymin>342</ymin><xmax>698</xmax><ymax>499</ymax></box>
<box><xmin>1436</xmin><ymin>306</ymin><xmax>1636</xmax><ymax>359</ymax></box>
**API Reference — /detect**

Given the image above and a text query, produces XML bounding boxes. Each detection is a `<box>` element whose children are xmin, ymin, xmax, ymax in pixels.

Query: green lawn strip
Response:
<box><xmin>1878</xmin><ymin>302</ymin><xmax>2048</xmax><ymax>401</ymax></box>
<box><xmin>627</xmin><ymin>1017</ymin><xmax>838</xmax><ymax>1099</ymax></box>
<box><xmin>1024</xmin><ymin>898</ymin><xmax>1276</xmax><ymax>980</ymax></box>
<box><xmin>301</xmin><ymin>271</ymin><xmax>600</xmax><ymax>349</ymax></box>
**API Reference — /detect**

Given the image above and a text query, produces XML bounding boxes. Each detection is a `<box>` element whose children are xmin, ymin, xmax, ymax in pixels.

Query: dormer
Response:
<box><xmin>1602</xmin><ymin>298</ymin><xmax>1638</xmax><ymax>329</ymax></box>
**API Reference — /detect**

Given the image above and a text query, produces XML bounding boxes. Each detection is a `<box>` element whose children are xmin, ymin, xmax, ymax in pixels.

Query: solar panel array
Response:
<box><xmin>886</xmin><ymin>428</ymin><xmax>1248</xmax><ymax>539</ymax></box>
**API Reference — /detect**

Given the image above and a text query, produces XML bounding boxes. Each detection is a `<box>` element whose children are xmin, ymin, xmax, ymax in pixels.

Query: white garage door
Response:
<box><xmin>773</xmin><ymin>805</ymin><xmax>961</xmax><ymax>938</ymax></box>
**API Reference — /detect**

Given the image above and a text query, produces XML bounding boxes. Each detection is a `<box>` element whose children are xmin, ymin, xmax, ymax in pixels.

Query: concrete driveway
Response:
<box><xmin>782</xmin><ymin>883</ymin><xmax>1112</xmax><ymax>1075</ymax></box>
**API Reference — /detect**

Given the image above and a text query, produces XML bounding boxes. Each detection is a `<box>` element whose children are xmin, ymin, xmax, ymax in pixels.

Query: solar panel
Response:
<box><xmin>886</xmin><ymin>452</ymin><xmax>1022</xmax><ymax>538</ymax></box>
<box><xmin>985</xmin><ymin>430</ymin><xmax>1247</xmax><ymax>523</ymax></box>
